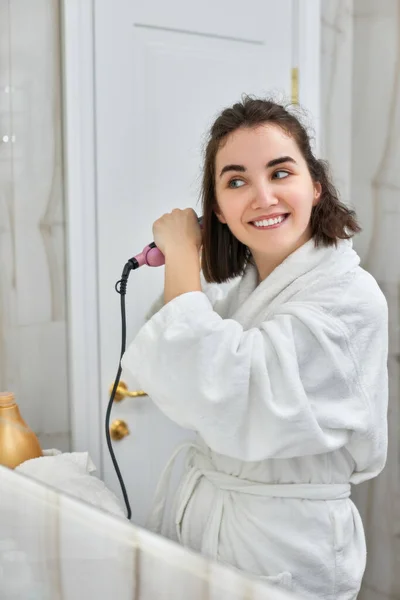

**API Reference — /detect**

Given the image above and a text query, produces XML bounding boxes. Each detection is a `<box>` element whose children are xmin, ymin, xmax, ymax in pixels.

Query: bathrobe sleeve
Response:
<box><xmin>144</xmin><ymin>272</ymin><xmax>236</xmax><ymax>321</ymax></box>
<box><xmin>121</xmin><ymin>291</ymin><xmax>385</xmax><ymax>462</ymax></box>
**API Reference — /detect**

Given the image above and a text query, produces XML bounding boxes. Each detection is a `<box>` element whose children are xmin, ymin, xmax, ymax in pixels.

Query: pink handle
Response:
<box><xmin>133</xmin><ymin>217</ymin><xmax>203</xmax><ymax>268</ymax></box>
<box><xmin>134</xmin><ymin>245</ymin><xmax>166</xmax><ymax>268</ymax></box>
<box><xmin>145</xmin><ymin>246</ymin><xmax>166</xmax><ymax>266</ymax></box>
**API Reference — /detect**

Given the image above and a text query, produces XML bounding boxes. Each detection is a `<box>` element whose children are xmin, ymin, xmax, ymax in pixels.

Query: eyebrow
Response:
<box><xmin>219</xmin><ymin>156</ymin><xmax>297</xmax><ymax>178</ymax></box>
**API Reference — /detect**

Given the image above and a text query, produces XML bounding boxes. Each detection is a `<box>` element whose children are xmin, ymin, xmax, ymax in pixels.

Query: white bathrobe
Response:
<box><xmin>121</xmin><ymin>238</ymin><xmax>388</xmax><ymax>600</ymax></box>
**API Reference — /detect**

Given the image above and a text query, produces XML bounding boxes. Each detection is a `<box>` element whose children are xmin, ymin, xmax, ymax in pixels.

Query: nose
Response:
<box><xmin>250</xmin><ymin>181</ymin><xmax>279</xmax><ymax>210</ymax></box>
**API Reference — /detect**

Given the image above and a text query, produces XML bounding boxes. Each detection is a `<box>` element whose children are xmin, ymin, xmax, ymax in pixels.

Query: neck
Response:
<box><xmin>252</xmin><ymin>229</ymin><xmax>313</xmax><ymax>284</ymax></box>
<box><xmin>253</xmin><ymin>253</ymin><xmax>284</xmax><ymax>283</ymax></box>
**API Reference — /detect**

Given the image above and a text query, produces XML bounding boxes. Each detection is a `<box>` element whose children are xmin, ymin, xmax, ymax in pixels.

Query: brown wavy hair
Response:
<box><xmin>200</xmin><ymin>96</ymin><xmax>361</xmax><ymax>283</ymax></box>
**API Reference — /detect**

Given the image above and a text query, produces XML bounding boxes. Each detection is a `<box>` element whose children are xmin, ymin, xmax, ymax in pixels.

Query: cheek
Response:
<box><xmin>285</xmin><ymin>186</ymin><xmax>315</xmax><ymax>216</ymax></box>
<box><xmin>216</xmin><ymin>191</ymin><xmax>242</xmax><ymax>219</ymax></box>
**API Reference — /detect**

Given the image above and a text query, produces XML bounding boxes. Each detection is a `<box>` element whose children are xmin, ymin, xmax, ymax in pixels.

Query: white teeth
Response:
<box><xmin>253</xmin><ymin>215</ymin><xmax>286</xmax><ymax>228</ymax></box>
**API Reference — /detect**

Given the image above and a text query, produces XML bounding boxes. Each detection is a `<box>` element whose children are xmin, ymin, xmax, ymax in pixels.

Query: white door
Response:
<box><xmin>94</xmin><ymin>0</ymin><xmax>294</xmax><ymax>526</ymax></box>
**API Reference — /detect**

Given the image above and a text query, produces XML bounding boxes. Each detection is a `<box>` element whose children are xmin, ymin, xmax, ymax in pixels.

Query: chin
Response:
<box><xmin>251</xmin><ymin>234</ymin><xmax>307</xmax><ymax>259</ymax></box>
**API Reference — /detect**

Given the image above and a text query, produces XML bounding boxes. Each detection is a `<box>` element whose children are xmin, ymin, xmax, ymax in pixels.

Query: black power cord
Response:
<box><xmin>105</xmin><ymin>257</ymin><xmax>139</xmax><ymax>520</ymax></box>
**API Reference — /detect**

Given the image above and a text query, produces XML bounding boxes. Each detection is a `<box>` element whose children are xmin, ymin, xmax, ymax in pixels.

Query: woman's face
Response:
<box><xmin>214</xmin><ymin>124</ymin><xmax>321</xmax><ymax>279</ymax></box>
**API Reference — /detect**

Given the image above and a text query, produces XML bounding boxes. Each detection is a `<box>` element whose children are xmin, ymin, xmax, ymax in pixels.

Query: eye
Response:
<box><xmin>228</xmin><ymin>178</ymin><xmax>245</xmax><ymax>189</ymax></box>
<box><xmin>272</xmin><ymin>170</ymin><xmax>290</xmax><ymax>180</ymax></box>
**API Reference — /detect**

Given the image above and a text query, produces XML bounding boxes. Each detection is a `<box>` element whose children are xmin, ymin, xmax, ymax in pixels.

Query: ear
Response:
<box><xmin>214</xmin><ymin>208</ymin><xmax>227</xmax><ymax>224</ymax></box>
<box><xmin>313</xmin><ymin>182</ymin><xmax>322</xmax><ymax>206</ymax></box>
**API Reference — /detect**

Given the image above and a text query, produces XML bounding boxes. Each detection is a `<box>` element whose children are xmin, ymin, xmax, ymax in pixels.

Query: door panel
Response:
<box><xmin>95</xmin><ymin>0</ymin><xmax>293</xmax><ymax>526</ymax></box>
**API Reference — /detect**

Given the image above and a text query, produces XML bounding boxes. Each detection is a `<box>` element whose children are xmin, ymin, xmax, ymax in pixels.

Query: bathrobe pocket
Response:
<box><xmin>260</xmin><ymin>571</ymin><xmax>292</xmax><ymax>590</ymax></box>
<box><xmin>328</xmin><ymin>500</ymin><xmax>366</xmax><ymax>599</ymax></box>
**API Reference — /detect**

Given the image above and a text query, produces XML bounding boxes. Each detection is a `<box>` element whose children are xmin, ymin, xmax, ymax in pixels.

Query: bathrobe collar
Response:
<box><xmin>215</xmin><ymin>238</ymin><xmax>360</xmax><ymax>328</ymax></box>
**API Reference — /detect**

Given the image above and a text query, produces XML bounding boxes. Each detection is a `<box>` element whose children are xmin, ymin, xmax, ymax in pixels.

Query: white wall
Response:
<box><xmin>0</xmin><ymin>0</ymin><xmax>70</xmax><ymax>451</ymax></box>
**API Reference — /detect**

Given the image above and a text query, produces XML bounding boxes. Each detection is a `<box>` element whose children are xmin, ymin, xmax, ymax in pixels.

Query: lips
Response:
<box><xmin>250</xmin><ymin>213</ymin><xmax>290</xmax><ymax>229</ymax></box>
<box><xmin>249</xmin><ymin>213</ymin><xmax>289</xmax><ymax>223</ymax></box>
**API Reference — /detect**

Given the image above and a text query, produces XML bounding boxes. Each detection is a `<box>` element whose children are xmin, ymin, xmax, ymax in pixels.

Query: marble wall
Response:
<box><xmin>320</xmin><ymin>0</ymin><xmax>354</xmax><ymax>204</ymax></box>
<box><xmin>0</xmin><ymin>465</ymin><xmax>300</xmax><ymax>600</ymax></box>
<box><xmin>321</xmin><ymin>1</ymin><xmax>400</xmax><ymax>599</ymax></box>
<box><xmin>0</xmin><ymin>0</ymin><xmax>70</xmax><ymax>451</ymax></box>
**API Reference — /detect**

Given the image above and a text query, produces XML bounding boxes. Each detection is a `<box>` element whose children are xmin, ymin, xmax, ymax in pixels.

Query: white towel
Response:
<box><xmin>16</xmin><ymin>449</ymin><xmax>126</xmax><ymax>518</ymax></box>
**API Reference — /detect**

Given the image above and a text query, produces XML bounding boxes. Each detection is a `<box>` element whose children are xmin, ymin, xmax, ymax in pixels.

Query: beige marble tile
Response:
<box><xmin>0</xmin><ymin>182</ymin><xmax>19</xmax><ymax>396</ymax></box>
<box><xmin>9</xmin><ymin>0</ymin><xmax>66</xmax><ymax>325</ymax></box>
<box><xmin>0</xmin><ymin>0</ymin><xmax>69</xmax><ymax>451</ymax></box>
<box><xmin>352</xmin><ymin>0</ymin><xmax>400</xmax><ymax>268</ymax></box>
<box><xmin>350</xmin><ymin>2</ymin><xmax>400</xmax><ymax>599</ymax></box>
<box><xmin>0</xmin><ymin>466</ymin><xmax>297</xmax><ymax>600</ymax></box>
<box><xmin>321</xmin><ymin>1</ymin><xmax>400</xmax><ymax>598</ymax></box>
<box><xmin>320</xmin><ymin>0</ymin><xmax>353</xmax><ymax>204</ymax></box>
<box><xmin>16</xmin><ymin>321</ymin><xmax>69</xmax><ymax>436</ymax></box>
<box><xmin>353</xmin><ymin>0</ymin><xmax>397</xmax><ymax>19</ymax></box>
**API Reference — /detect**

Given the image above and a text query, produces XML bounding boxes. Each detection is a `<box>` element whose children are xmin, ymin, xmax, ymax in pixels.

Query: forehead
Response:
<box><xmin>216</xmin><ymin>124</ymin><xmax>301</xmax><ymax>166</ymax></box>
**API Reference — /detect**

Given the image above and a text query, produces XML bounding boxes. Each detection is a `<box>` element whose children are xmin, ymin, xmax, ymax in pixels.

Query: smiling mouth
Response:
<box><xmin>250</xmin><ymin>214</ymin><xmax>289</xmax><ymax>229</ymax></box>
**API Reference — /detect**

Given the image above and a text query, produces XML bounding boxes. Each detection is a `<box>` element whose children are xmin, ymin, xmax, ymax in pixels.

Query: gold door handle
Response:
<box><xmin>110</xmin><ymin>419</ymin><xmax>130</xmax><ymax>440</ymax></box>
<box><xmin>109</xmin><ymin>381</ymin><xmax>148</xmax><ymax>402</ymax></box>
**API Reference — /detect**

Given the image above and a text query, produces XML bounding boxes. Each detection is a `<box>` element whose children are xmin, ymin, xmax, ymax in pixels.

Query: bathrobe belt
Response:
<box><xmin>146</xmin><ymin>442</ymin><xmax>351</xmax><ymax>559</ymax></box>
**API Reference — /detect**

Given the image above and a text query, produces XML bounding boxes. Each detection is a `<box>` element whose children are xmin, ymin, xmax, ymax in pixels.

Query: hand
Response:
<box><xmin>152</xmin><ymin>208</ymin><xmax>202</xmax><ymax>256</ymax></box>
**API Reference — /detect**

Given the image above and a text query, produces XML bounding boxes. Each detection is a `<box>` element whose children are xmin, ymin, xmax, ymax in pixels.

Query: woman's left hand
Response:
<box><xmin>152</xmin><ymin>208</ymin><xmax>202</xmax><ymax>256</ymax></box>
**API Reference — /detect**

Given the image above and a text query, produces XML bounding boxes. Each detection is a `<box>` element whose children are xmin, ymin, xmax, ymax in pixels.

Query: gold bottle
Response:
<box><xmin>0</xmin><ymin>391</ymin><xmax>43</xmax><ymax>468</ymax></box>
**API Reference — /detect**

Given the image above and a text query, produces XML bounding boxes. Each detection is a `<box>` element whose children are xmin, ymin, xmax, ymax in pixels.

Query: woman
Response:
<box><xmin>121</xmin><ymin>97</ymin><xmax>388</xmax><ymax>599</ymax></box>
